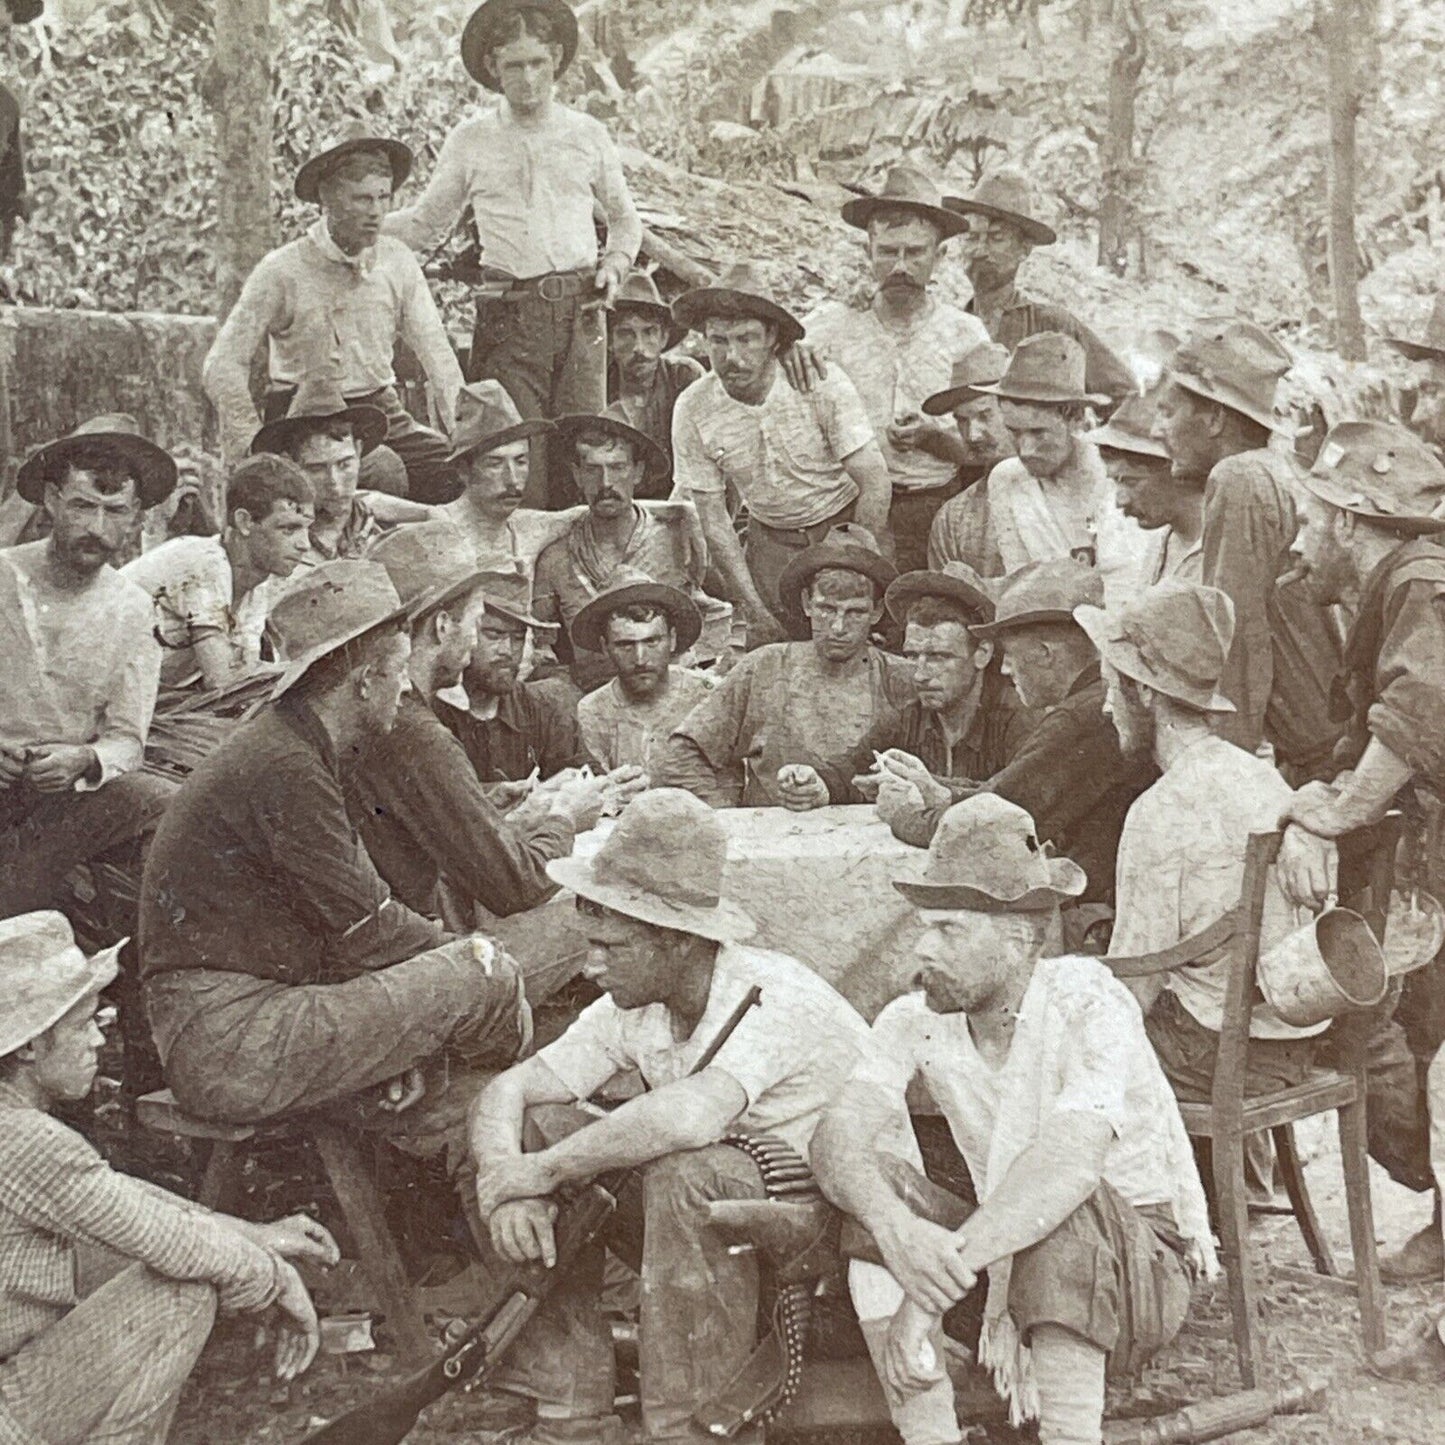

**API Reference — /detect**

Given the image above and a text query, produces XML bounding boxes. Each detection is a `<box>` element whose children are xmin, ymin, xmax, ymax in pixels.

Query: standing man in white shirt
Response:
<box><xmin>805</xmin><ymin>166</ymin><xmax>990</xmax><ymax>573</ymax></box>
<box><xmin>385</xmin><ymin>0</ymin><xmax>642</xmax><ymax>508</ymax></box>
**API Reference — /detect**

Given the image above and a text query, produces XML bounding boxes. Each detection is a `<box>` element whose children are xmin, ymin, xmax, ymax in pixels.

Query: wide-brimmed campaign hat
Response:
<box><xmin>1075</xmin><ymin>579</ymin><xmax>1237</xmax><ymax>714</ymax></box>
<box><xmin>476</xmin><ymin>567</ymin><xmax>557</xmax><ymax>632</ymax></box>
<box><xmin>571</xmin><ymin>566</ymin><xmax>703</xmax><ymax>655</ymax></box>
<box><xmin>548</xmin><ymin>788</ymin><xmax>756</xmax><ymax>943</ymax></box>
<box><xmin>17</xmin><ymin>414</ymin><xmax>178</xmax><ymax>507</ymax></box>
<box><xmin>922</xmin><ymin>343</ymin><xmax>1010</xmax><ymax>415</ymax></box>
<box><xmin>894</xmin><ymin>793</ymin><xmax>1086</xmax><ymax>913</ymax></box>
<box><xmin>552</xmin><ymin>412</ymin><xmax>670</xmax><ymax>486</ymax></box>
<box><xmin>294</xmin><ymin>121</ymin><xmax>413</xmax><ymax>205</ymax></box>
<box><xmin>365</xmin><ymin>518</ymin><xmax>489</xmax><ymax>619</ymax></box>
<box><xmin>250</xmin><ymin>378</ymin><xmax>388</xmax><ymax>458</ymax></box>
<box><xmin>1385</xmin><ymin>294</ymin><xmax>1445</xmax><ymax>365</ymax></box>
<box><xmin>461</xmin><ymin>0</ymin><xmax>579</xmax><ymax>89</ymax></box>
<box><xmin>1168</xmin><ymin>319</ymin><xmax>1292</xmax><ymax>435</ymax></box>
<box><xmin>266</xmin><ymin>558</ymin><xmax>410</xmax><ymax>699</ymax></box>
<box><xmin>943</xmin><ymin>168</ymin><xmax>1057</xmax><ymax>246</ymax></box>
<box><xmin>0</xmin><ymin>911</ymin><xmax>123</xmax><ymax>1060</ymax></box>
<box><xmin>1300</xmin><ymin>420</ymin><xmax>1445</xmax><ymax>536</ymax></box>
<box><xmin>612</xmin><ymin>269</ymin><xmax>686</xmax><ymax>351</ymax></box>
<box><xmin>447</xmin><ymin>380</ymin><xmax>552</xmax><ymax>466</ymax></box>
<box><xmin>1085</xmin><ymin>391</ymin><xmax>1170</xmax><ymax>462</ymax></box>
<box><xmin>972</xmin><ymin>557</ymin><xmax>1102</xmax><ymax>639</ymax></box>
<box><xmin>973</xmin><ymin>332</ymin><xmax>1110</xmax><ymax>408</ymax></box>
<box><xmin>671</xmin><ymin>260</ymin><xmax>806</xmax><ymax>349</ymax></box>
<box><xmin>841</xmin><ymin>164</ymin><xmax>969</xmax><ymax>242</ymax></box>
<box><xmin>778</xmin><ymin>524</ymin><xmax>898</xmax><ymax>636</ymax></box>
<box><xmin>885</xmin><ymin>561</ymin><xmax>995</xmax><ymax>627</ymax></box>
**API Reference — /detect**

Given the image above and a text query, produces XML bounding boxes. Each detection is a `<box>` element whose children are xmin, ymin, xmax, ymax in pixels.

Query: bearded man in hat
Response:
<box><xmin>813</xmin><ymin>793</ymin><xmax>1210</xmax><ymax>1445</ymax></box>
<box><xmin>0</xmin><ymin>417</ymin><xmax>177</xmax><ymax>936</ymax></box>
<box><xmin>1278</xmin><ymin>422</ymin><xmax>1445</xmax><ymax>1305</ymax></box>
<box><xmin>669</xmin><ymin>260</ymin><xmax>892</xmax><ymax>646</ymax></box>
<box><xmin>1150</xmin><ymin>318</ymin><xmax>1342</xmax><ymax>783</ymax></box>
<box><xmin>140</xmin><ymin>560</ymin><xmax>532</xmax><ymax>1240</ymax></box>
<box><xmin>121</xmin><ymin>454</ymin><xmax>316</xmax><ymax>695</ymax></box>
<box><xmin>1385</xmin><ymin>294</ymin><xmax>1445</xmax><ymax>459</ymax></box>
<box><xmin>574</xmin><ymin>570</ymin><xmax>714</xmax><ymax>773</ymax></box>
<box><xmin>946</xmin><ymin>168</ymin><xmax>1133</xmax><ymax>406</ymax></box>
<box><xmin>801</xmin><ymin>166</ymin><xmax>992</xmax><ymax>573</ymax></box>
<box><xmin>343</xmin><ymin>522</ymin><xmax>609</xmax><ymax>930</ymax></box>
<box><xmin>0</xmin><ymin>912</ymin><xmax>335</xmax><ymax>1444</ymax></box>
<box><xmin>385</xmin><ymin>0</ymin><xmax>640</xmax><ymax>508</ymax></box>
<box><xmin>1089</xmin><ymin>393</ymin><xmax>1201</xmax><ymax>588</ymax></box>
<box><xmin>469</xmin><ymin>788</ymin><xmax>868</xmax><ymax>1445</ymax></box>
<box><xmin>204</xmin><ymin>125</ymin><xmax>464</xmax><ymax>502</ymax></box>
<box><xmin>605</xmin><ymin>268</ymin><xmax>704</xmax><ymax>484</ymax></box>
<box><xmin>533</xmin><ymin>413</ymin><xmax>707</xmax><ymax>690</ymax></box>
<box><xmin>654</xmin><ymin>525</ymin><xmax>910</xmax><ymax>809</ymax></box>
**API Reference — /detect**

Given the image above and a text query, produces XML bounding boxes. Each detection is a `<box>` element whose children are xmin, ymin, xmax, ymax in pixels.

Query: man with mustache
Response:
<box><xmin>573</xmin><ymin>571</ymin><xmax>714</xmax><ymax>773</ymax></box>
<box><xmin>0</xmin><ymin>417</ymin><xmax>176</xmax><ymax>931</ymax></box>
<box><xmin>533</xmin><ymin>414</ymin><xmax>707</xmax><ymax>689</ymax></box>
<box><xmin>947</xmin><ymin>168</ymin><xmax>1133</xmax><ymax>407</ymax></box>
<box><xmin>604</xmin><ymin>269</ymin><xmax>704</xmax><ymax>490</ymax></box>
<box><xmin>813</xmin><ymin>794</ymin><xmax>1209</xmax><ymax>1445</ymax></box>
<box><xmin>803</xmin><ymin>167</ymin><xmax>991</xmax><ymax>573</ymax></box>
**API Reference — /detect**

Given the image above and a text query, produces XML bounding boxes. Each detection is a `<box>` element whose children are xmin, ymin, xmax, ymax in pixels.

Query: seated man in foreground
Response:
<box><xmin>0</xmin><ymin>912</ymin><xmax>328</xmax><ymax>1444</ymax></box>
<box><xmin>812</xmin><ymin>794</ymin><xmax>1212</xmax><ymax>1445</ymax></box>
<box><xmin>140</xmin><ymin>559</ymin><xmax>530</xmax><ymax>1227</ymax></box>
<box><xmin>469</xmin><ymin>788</ymin><xmax>868</xmax><ymax>1445</ymax></box>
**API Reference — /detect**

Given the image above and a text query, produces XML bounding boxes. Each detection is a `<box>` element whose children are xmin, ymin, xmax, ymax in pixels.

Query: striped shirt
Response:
<box><xmin>0</xmin><ymin>1083</ymin><xmax>281</xmax><ymax>1361</ymax></box>
<box><xmin>804</xmin><ymin>298</ymin><xmax>990</xmax><ymax>492</ymax></box>
<box><xmin>670</xmin><ymin>369</ymin><xmax>875</xmax><ymax>531</ymax></box>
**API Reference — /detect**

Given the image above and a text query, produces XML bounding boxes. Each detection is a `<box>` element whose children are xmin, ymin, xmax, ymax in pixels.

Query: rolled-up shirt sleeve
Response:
<box><xmin>86</xmin><ymin>610</ymin><xmax>161</xmax><ymax>788</ymax></box>
<box><xmin>203</xmin><ymin>258</ymin><xmax>287</xmax><ymax>463</ymax></box>
<box><xmin>383</xmin><ymin>124</ymin><xmax>473</xmax><ymax>255</ymax></box>
<box><xmin>536</xmin><ymin>995</ymin><xmax>635</xmax><ymax>1101</ymax></box>
<box><xmin>1369</xmin><ymin>575</ymin><xmax>1445</xmax><ymax>781</ymax></box>
<box><xmin>594</xmin><ymin>129</ymin><xmax>641</xmax><ymax>266</ymax></box>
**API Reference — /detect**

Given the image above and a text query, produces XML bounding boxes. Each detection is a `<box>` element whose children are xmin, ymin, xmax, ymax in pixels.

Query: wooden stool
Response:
<box><xmin>136</xmin><ymin>1089</ymin><xmax>433</xmax><ymax>1365</ymax></box>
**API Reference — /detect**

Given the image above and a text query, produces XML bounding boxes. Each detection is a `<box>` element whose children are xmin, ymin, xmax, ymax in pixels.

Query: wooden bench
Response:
<box><xmin>136</xmin><ymin>1089</ymin><xmax>432</xmax><ymax>1365</ymax></box>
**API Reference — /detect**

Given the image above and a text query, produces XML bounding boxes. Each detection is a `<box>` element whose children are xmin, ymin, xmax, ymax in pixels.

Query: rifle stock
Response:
<box><xmin>302</xmin><ymin>984</ymin><xmax>764</xmax><ymax>1445</ymax></box>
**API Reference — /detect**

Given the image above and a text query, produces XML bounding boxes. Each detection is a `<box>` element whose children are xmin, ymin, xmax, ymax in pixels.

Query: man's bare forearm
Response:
<box><xmin>469</xmin><ymin>1064</ymin><xmax>534</xmax><ymax>1166</ymax></box>
<box><xmin>811</xmin><ymin>1095</ymin><xmax>915</xmax><ymax>1237</ymax></box>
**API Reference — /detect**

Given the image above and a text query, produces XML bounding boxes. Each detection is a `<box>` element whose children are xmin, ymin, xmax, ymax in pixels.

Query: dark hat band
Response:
<box><xmin>591</xmin><ymin>850</ymin><xmax>721</xmax><ymax>910</ymax></box>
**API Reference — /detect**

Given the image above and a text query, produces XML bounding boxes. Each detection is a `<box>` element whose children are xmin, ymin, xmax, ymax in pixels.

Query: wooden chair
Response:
<box><xmin>136</xmin><ymin>1088</ymin><xmax>432</xmax><ymax>1365</ymax></box>
<box><xmin>1106</xmin><ymin>822</ymin><xmax>1396</xmax><ymax>1387</ymax></box>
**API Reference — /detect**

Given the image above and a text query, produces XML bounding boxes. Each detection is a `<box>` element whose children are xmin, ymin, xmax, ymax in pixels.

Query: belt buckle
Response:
<box><xmin>537</xmin><ymin>273</ymin><xmax>567</xmax><ymax>302</ymax></box>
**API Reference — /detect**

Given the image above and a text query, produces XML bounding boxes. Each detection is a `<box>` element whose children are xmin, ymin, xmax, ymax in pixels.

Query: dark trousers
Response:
<box><xmin>889</xmin><ymin>477</ymin><xmax>964</xmax><ymax>577</ymax></box>
<box><xmin>470</xmin><ymin>287</ymin><xmax>608</xmax><ymax>510</ymax></box>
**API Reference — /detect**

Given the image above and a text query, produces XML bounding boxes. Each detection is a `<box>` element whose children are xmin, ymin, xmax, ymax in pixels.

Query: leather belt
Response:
<box><xmin>485</xmin><ymin>268</ymin><xmax>593</xmax><ymax>302</ymax></box>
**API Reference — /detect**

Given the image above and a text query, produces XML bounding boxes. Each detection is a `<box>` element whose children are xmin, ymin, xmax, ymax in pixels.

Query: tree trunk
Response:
<box><xmin>212</xmin><ymin>0</ymin><xmax>273</xmax><ymax>323</ymax></box>
<box><xmin>1098</xmin><ymin>0</ymin><xmax>1145</xmax><ymax>275</ymax></box>
<box><xmin>1322</xmin><ymin>0</ymin><xmax>1366</xmax><ymax>361</ymax></box>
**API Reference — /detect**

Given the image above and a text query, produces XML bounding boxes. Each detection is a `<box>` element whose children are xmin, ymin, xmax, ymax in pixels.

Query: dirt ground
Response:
<box><xmin>147</xmin><ymin>1114</ymin><xmax>1442</xmax><ymax>1445</ymax></box>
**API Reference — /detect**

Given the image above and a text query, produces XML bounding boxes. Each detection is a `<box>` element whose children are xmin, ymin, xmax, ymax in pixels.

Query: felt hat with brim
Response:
<box><xmin>365</xmin><ymin>518</ymin><xmax>489</xmax><ymax>620</ymax></box>
<box><xmin>922</xmin><ymin>343</ymin><xmax>1010</xmax><ymax>415</ymax></box>
<box><xmin>547</xmin><ymin>788</ymin><xmax>756</xmax><ymax>943</ymax></box>
<box><xmin>266</xmin><ymin>559</ymin><xmax>410</xmax><ymax>699</ymax></box>
<box><xmin>972</xmin><ymin>557</ymin><xmax>1102</xmax><ymax>638</ymax></box>
<box><xmin>1385</xmin><ymin>294</ymin><xmax>1445</xmax><ymax>365</ymax></box>
<box><xmin>613</xmin><ymin>269</ymin><xmax>686</xmax><ymax>351</ymax></box>
<box><xmin>17</xmin><ymin>414</ymin><xmax>178</xmax><ymax>507</ymax></box>
<box><xmin>552</xmin><ymin>412</ymin><xmax>671</xmax><ymax>487</ymax></box>
<box><xmin>0</xmin><ymin>911</ymin><xmax>123</xmax><ymax>1059</ymax></box>
<box><xmin>294</xmin><ymin>122</ymin><xmax>413</xmax><ymax>205</ymax></box>
<box><xmin>1085</xmin><ymin>391</ymin><xmax>1170</xmax><ymax>462</ymax></box>
<box><xmin>1169</xmin><ymin>319</ymin><xmax>1292</xmax><ymax>435</ymax></box>
<box><xmin>447</xmin><ymin>380</ymin><xmax>552</xmax><ymax>465</ymax></box>
<box><xmin>1074</xmin><ymin>579</ymin><xmax>1237</xmax><ymax>714</ymax></box>
<box><xmin>671</xmin><ymin>260</ymin><xmax>806</xmax><ymax>349</ymax></box>
<box><xmin>461</xmin><ymin>0</ymin><xmax>579</xmax><ymax>89</ymax></box>
<box><xmin>1300</xmin><ymin>420</ymin><xmax>1445</xmax><ymax>536</ymax></box>
<box><xmin>778</xmin><ymin>524</ymin><xmax>898</xmax><ymax>637</ymax></box>
<box><xmin>894</xmin><ymin>793</ymin><xmax>1086</xmax><ymax>912</ymax></box>
<box><xmin>250</xmin><ymin>379</ymin><xmax>388</xmax><ymax>458</ymax></box>
<box><xmin>973</xmin><ymin>332</ymin><xmax>1111</xmax><ymax>408</ymax></box>
<box><xmin>9</xmin><ymin>1</ymin><xmax>43</xmax><ymax>24</ymax></box>
<box><xmin>571</xmin><ymin>566</ymin><xmax>703</xmax><ymax>655</ymax></box>
<box><xmin>840</xmin><ymin>164</ymin><xmax>969</xmax><ymax>242</ymax></box>
<box><xmin>943</xmin><ymin>168</ymin><xmax>1057</xmax><ymax>246</ymax></box>
<box><xmin>477</xmin><ymin>566</ymin><xmax>557</xmax><ymax>632</ymax></box>
<box><xmin>885</xmin><ymin>561</ymin><xmax>995</xmax><ymax>628</ymax></box>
